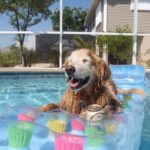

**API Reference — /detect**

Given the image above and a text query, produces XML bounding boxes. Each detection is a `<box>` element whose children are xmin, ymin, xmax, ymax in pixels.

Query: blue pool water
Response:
<box><xmin>0</xmin><ymin>77</ymin><xmax>67</xmax><ymax>107</ymax></box>
<box><xmin>0</xmin><ymin>74</ymin><xmax>149</xmax><ymax>150</ymax></box>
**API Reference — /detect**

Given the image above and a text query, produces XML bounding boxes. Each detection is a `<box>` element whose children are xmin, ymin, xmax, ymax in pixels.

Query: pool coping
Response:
<box><xmin>146</xmin><ymin>69</ymin><xmax>150</xmax><ymax>73</ymax></box>
<box><xmin>0</xmin><ymin>67</ymin><xmax>150</xmax><ymax>73</ymax></box>
<box><xmin>0</xmin><ymin>67</ymin><xmax>65</xmax><ymax>73</ymax></box>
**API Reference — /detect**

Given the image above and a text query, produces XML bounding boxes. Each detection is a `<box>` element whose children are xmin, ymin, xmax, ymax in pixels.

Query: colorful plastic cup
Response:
<box><xmin>18</xmin><ymin>114</ymin><xmax>35</xmax><ymax>122</ymax></box>
<box><xmin>8</xmin><ymin>122</ymin><xmax>33</xmax><ymax>148</ymax></box>
<box><xmin>86</xmin><ymin>137</ymin><xmax>104</xmax><ymax>147</ymax></box>
<box><xmin>71</xmin><ymin>119</ymin><xmax>84</xmax><ymax>131</ymax></box>
<box><xmin>85</xmin><ymin>127</ymin><xmax>104</xmax><ymax>137</ymax></box>
<box><xmin>85</xmin><ymin>127</ymin><xmax>105</xmax><ymax>146</ymax></box>
<box><xmin>113</xmin><ymin>113</ymin><xmax>125</xmax><ymax>123</ymax></box>
<box><xmin>122</xmin><ymin>101</ymin><xmax>129</xmax><ymax>109</ymax></box>
<box><xmin>55</xmin><ymin>133</ymin><xmax>84</xmax><ymax>150</ymax></box>
<box><xmin>48</xmin><ymin>120</ymin><xmax>66</xmax><ymax>133</ymax></box>
<box><xmin>105</xmin><ymin>122</ymin><xmax>117</xmax><ymax>134</ymax></box>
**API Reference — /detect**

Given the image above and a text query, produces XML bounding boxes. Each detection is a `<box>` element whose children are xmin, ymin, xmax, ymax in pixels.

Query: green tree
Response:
<box><xmin>51</xmin><ymin>7</ymin><xmax>87</xmax><ymax>31</ymax></box>
<box><xmin>97</xmin><ymin>25</ymin><xmax>133</xmax><ymax>64</ymax></box>
<box><xmin>0</xmin><ymin>0</ymin><xmax>57</xmax><ymax>66</ymax></box>
<box><xmin>73</xmin><ymin>35</ymin><xmax>95</xmax><ymax>50</ymax></box>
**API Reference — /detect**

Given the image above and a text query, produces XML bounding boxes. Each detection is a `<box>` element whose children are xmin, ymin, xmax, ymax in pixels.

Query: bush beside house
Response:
<box><xmin>97</xmin><ymin>25</ymin><xmax>133</xmax><ymax>64</ymax></box>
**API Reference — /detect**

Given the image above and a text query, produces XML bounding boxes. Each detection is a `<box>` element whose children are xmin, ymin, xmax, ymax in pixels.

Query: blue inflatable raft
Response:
<box><xmin>0</xmin><ymin>65</ymin><xmax>147</xmax><ymax>150</ymax></box>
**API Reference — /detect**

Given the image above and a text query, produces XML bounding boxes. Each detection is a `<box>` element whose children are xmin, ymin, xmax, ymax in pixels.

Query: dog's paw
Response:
<box><xmin>39</xmin><ymin>104</ymin><xmax>59</xmax><ymax>112</ymax></box>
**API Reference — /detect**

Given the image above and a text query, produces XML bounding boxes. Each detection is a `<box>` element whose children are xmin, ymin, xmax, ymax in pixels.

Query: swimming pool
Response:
<box><xmin>0</xmin><ymin>73</ymin><xmax>149</xmax><ymax>150</ymax></box>
<box><xmin>0</xmin><ymin>77</ymin><xmax>66</xmax><ymax>107</ymax></box>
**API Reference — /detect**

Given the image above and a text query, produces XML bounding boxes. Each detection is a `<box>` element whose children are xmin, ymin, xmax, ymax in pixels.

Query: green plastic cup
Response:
<box><xmin>85</xmin><ymin>127</ymin><xmax>105</xmax><ymax>147</ymax></box>
<box><xmin>8</xmin><ymin>122</ymin><xmax>33</xmax><ymax>148</ymax></box>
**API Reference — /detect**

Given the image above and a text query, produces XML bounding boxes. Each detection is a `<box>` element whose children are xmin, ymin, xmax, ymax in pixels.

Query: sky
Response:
<box><xmin>0</xmin><ymin>0</ymin><xmax>91</xmax><ymax>49</ymax></box>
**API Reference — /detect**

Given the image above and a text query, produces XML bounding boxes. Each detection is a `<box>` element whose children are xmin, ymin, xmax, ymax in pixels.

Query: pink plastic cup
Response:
<box><xmin>71</xmin><ymin>119</ymin><xmax>84</xmax><ymax>131</ymax></box>
<box><xmin>17</xmin><ymin>114</ymin><xmax>35</xmax><ymax>123</ymax></box>
<box><xmin>55</xmin><ymin>133</ymin><xmax>84</xmax><ymax>150</ymax></box>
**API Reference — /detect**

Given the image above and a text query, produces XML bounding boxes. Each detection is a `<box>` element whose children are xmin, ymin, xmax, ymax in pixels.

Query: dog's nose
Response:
<box><xmin>65</xmin><ymin>65</ymin><xmax>76</xmax><ymax>75</ymax></box>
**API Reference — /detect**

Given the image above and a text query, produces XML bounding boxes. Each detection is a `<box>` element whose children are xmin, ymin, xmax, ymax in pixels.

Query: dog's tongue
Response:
<box><xmin>70</xmin><ymin>82</ymin><xmax>79</xmax><ymax>88</ymax></box>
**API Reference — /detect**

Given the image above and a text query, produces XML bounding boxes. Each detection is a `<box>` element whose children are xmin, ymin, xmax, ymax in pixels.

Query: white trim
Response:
<box><xmin>95</xmin><ymin>1</ymin><xmax>102</xmax><ymax>27</ymax></box>
<box><xmin>130</xmin><ymin>0</ymin><xmax>150</xmax><ymax>11</ymax></box>
<box><xmin>1</xmin><ymin>31</ymin><xmax>150</xmax><ymax>36</ymax></box>
<box><xmin>132</xmin><ymin>0</ymin><xmax>138</xmax><ymax>64</ymax></box>
<box><xmin>138</xmin><ymin>33</ymin><xmax>150</xmax><ymax>36</ymax></box>
<box><xmin>63</xmin><ymin>31</ymin><xmax>134</xmax><ymax>36</ymax></box>
<box><xmin>103</xmin><ymin>0</ymin><xmax>108</xmax><ymax>62</ymax></box>
<box><xmin>103</xmin><ymin>0</ymin><xmax>107</xmax><ymax>32</ymax></box>
<box><xmin>0</xmin><ymin>31</ymin><xmax>134</xmax><ymax>36</ymax></box>
<box><xmin>0</xmin><ymin>31</ymin><xmax>60</xmax><ymax>34</ymax></box>
<box><xmin>59</xmin><ymin>0</ymin><xmax>63</xmax><ymax>68</ymax></box>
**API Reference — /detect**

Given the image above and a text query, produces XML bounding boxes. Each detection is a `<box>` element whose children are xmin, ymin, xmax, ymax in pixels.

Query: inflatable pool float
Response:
<box><xmin>0</xmin><ymin>65</ymin><xmax>147</xmax><ymax>150</ymax></box>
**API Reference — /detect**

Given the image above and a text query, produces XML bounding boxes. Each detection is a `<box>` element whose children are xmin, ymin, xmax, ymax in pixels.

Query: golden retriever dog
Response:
<box><xmin>30</xmin><ymin>49</ymin><xmax>144</xmax><ymax>118</ymax></box>
<box><xmin>38</xmin><ymin>49</ymin><xmax>122</xmax><ymax>115</ymax></box>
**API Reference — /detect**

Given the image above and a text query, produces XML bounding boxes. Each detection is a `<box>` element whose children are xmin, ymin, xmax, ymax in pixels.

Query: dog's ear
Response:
<box><xmin>102</xmin><ymin>61</ymin><xmax>111</xmax><ymax>81</ymax></box>
<box><xmin>97</xmin><ymin>59</ymin><xmax>111</xmax><ymax>82</ymax></box>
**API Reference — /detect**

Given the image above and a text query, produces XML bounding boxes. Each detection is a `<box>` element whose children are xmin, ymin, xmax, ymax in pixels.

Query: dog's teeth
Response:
<box><xmin>71</xmin><ymin>77</ymin><xmax>74</xmax><ymax>81</ymax></box>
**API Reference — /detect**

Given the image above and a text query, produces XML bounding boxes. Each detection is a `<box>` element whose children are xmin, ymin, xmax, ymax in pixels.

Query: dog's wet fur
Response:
<box><xmin>38</xmin><ymin>49</ymin><xmax>144</xmax><ymax>115</ymax></box>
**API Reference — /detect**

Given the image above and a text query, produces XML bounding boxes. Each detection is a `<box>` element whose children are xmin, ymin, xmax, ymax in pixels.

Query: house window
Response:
<box><xmin>95</xmin><ymin>1</ymin><xmax>102</xmax><ymax>27</ymax></box>
<box><xmin>131</xmin><ymin>0</ymin><xmax>150</xmax><ymax>11</ymax></box>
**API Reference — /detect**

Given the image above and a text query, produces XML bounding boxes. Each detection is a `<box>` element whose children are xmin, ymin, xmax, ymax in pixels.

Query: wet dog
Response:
<box><xmin>39</xmin><ymin>49</ymin><xmax>123</xmax><ymax>115</ymax></box>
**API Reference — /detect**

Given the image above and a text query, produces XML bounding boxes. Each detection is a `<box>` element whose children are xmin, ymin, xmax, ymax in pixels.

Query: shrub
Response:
<box><xmin>0</xmin><ymin>44</ymin><xmax>37</xmax><ymax>67</ymax></box>
<box><xmin>73</xmin><ymin>35</ymin><xmax>95</xmax><ymax>50</ymax></box>
<box><xmin>0</xmin><ymin>47</ymin><xmax>20</xmax><ymax>67</ymax></box>
<box><xmin>143</xmin><ymin>49</ymin><xmax>150</xmax><ymax>68</ymax></box>
<box><xmin>49</xmin><ymin>49</ymin><xmax>59</xmax><ymax>67</ymax></box>
<box><xmin>97</xmin><ymin>25</ymin><xmax>133</xmax><ymax>64</ymax></box>
<box><xmin>25</xmin><ymin>49</ymin><xmax>37</xmax><ymax>67</ymax></box>
<box><xmin>145</xmin><ymin>59</ymin><xmax>150</xmax><ymax>68</ymax></box>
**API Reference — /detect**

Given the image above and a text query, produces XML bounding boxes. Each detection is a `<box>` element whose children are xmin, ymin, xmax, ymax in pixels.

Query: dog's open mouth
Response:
<box><xmin>68</xmin><ymin>76</ymin><xmax>90</xmax><ymax>90</ymax></box>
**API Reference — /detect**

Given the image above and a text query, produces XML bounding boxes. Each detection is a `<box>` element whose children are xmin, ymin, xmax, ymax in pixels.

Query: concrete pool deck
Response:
<box><xmin>0</xmin><ymin>67</ymin><xmax>65</xmax><ymax>73</ymax></box>
<box><xmin>146</xmin><ymin>68</ymin><xmax>150</xmax><ymax>73</ymax></box>
<box><xmin>0</xmin><ymin>67</ymin><xmax>150</xmax><ymax>73</ymax></box>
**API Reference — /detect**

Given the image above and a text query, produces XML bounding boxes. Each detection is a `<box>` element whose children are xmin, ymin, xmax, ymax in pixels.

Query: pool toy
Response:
<box><xmin>85</xmin><ymin>127</ymin><xmax>106</xmax><ymax>149</ymax></box>
<box><xmin>113</xmin><ymin>113</ymin><xmax>125</xmax><ymax>123</ymax></box>
<box><xmin>55</xmin><ymin>133</ymin><xmax>84</xmax><ymax>150</ymax></box>
<box><xmin>18</xmin><ymin>114</ymin><xmax>35</xmax><ymax>122</ymax></box>
<box><xmin>48</xmin><ymin>120</ymin><xmax>66</xmax><ymax>133</ymax></box>
<box><xmin>46</xmin><ymin>109</ymin><xmax>68</xmax><ymax>134</ymax></box>
<box><xmin>105</xmin><ymin>122</ymin><xmax>117</xmax><ymax>134</ymax></box>
<box><xmin>70</xmin><ymin>119</ymin><xmax>84</xmax><ymax>135</ymax></box>
<box><xmin>0</xmin><ymin>65</ymin><xmax>147</xmax><ymax>150</ymax></box>
<box><xmin>8</xmin><ymin>122</ymin><xmax>33</xmax><ymax>148</ymax></box>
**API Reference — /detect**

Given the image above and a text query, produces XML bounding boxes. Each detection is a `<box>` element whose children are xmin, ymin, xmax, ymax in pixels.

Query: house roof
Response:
<box><xmin>84</xmin><ymin>0</ymin><xmax>100</xmax><ymax>27</ymax></box>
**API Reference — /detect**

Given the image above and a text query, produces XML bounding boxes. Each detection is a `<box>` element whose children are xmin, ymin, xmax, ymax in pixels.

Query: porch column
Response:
<box><xmin>103</xmin><ymin>0</ymin><xmax>108</xmax><ymax>63</ymax></box>
<box><xmin>59</xmin><ymin>0</ymin><xmax>63</xmax><ymax>68</ymax></box>
<box><xmin>132</xmin><ymin>0</ymin><xmax>138</xmax><ymax>64</ymax></box>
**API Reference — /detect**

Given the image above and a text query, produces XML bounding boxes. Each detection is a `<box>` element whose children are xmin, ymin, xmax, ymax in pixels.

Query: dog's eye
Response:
<box><xmin>83</xmin><ymin>59</ymin><xmax>89</xmax><ymax>63</ymax></box>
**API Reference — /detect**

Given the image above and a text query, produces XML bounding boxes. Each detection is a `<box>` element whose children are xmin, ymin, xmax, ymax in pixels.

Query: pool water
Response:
<box><xmin>0</xmin><ymin>78</ymin><xmax>67</xmax><ymax>107</ymax></box>
<box><xmin>139</xmin><ymin>87</ymin><xmax>150</xmax><ymax>150</ymax></box>
<box><xmin>0</xmin><ymin>77</ymin><xmax>149</xmax><ymax>150</ymax></box>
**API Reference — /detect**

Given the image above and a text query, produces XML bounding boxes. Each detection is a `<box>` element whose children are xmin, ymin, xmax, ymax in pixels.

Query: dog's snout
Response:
<box><xmin>65</xmin><ymin>65</ymin><xmax>76</xmax><ymax>75</ymax></box>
